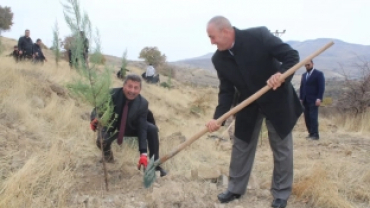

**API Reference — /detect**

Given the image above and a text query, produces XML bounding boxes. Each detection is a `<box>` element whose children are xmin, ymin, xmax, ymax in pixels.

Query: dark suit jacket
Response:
<box><xmin>18</xmin><ymin>36</ymin><xmax>33</xmax><ymax>55</ymax></box>
<box><xmin>91</xmin><ymin>87</ymin><xmax>149</xmax><ymax>153</ymax></box>
<box><xmin>299</xmin><ymin>69</ymin><xmax>325</xmax><ymax>104</ymax></box>
<box><xmin>212</xmin><ymin>26</ymin><xmax>303</xmax><ymax>143</ymax></box>
<box><xmin>32</xmin><ymin>44</ymin><xmax>46</xmax><ymax>60</ymax></box>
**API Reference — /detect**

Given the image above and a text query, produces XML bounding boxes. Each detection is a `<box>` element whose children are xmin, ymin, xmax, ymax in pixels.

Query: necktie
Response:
<box><xmin>306</xmin><ymin>72</ymin><xmax>311</xmax><ymax>80</ymax></box>
<box><xmin>228</xmin><ymin>49</ymin><xmax>234</xmax><ymax>56</ymax></box>
<box><xmin>117</xmin><ymin>101</ymin><xmax>130</xmax><ymax>145</ymax></box>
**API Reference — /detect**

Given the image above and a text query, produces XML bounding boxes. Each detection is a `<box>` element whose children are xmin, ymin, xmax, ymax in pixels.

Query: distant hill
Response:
<box><xmin>3</xmin><ymin>35</ymin><xmax>368</xmax><ymax>88</ymax></box>
<box><xmin>173</xmin><ymin>38</ymin><xmax>370</xmax><ymax>79</ymax></box>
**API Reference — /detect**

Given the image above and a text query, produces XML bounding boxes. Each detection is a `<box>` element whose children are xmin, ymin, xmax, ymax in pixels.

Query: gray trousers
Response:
<box><xmin>228</xmin><ymin>112</ymin><xmax>293</xmax><ymax>200</ymax></box>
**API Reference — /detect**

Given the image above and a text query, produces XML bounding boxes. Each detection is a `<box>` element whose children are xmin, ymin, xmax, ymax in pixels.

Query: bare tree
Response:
<box><xmin>336</xmin><ymin>57</ymin><xmax>370</xmax><ymax>116</ymax></box>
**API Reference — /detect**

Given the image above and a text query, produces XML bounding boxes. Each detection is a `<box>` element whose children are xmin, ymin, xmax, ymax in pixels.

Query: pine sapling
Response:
<box><xmin>62</xmin><ymin>0</ymin><xmax>115</xmax><ymax>191</ymax></box>
<box><xmin>52</xmin><ymin>20</ymin><xmax>61</xmax><ymax>67</ymax></box>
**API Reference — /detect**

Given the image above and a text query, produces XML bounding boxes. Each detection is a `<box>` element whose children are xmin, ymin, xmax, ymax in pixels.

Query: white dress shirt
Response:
<box><xmin>146</xmin><ymin>65</ymin><xmax>155</xmax><ymax>77</ymax></box>
<box><xmin>228</xmin><ymin>41</ymin><xmax>235</xmax><ymax>56</ymax></box>
<box><xmin>306</xmin><ymin>68</ymin><xmax>315</xmax><ymax>80</ymax></box>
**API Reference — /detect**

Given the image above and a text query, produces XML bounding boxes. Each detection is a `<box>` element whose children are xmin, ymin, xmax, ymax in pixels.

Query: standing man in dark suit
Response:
<box><xmin>205</xmin><ymin>16</ymin><xmax>302</xmax><ymax>208</ymax></box>
<box><xmin>80</xmin><ymin>31</ymin><xmax>89</xmax><ymax>63</ymax></box>
<box><xmin>299</xmin><ymin>60</ymin><xmax>325</xmax><ymax>140</ymax></box>
<box><xmin>68</xmin><ymin>31</ymin><xmax>89</xmax><ymax>68</ymax></box>
<box><xmin>90</xmin><ymin>74</ymin><xmax>167</xmax><ymax>177</ymax></box>
<box><xmin>17</xmin><ymin>29</ymin><xmax>33</xmax><ymax>61</ymax></box>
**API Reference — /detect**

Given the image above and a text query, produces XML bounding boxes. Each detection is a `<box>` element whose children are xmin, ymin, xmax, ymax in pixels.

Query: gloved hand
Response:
<box><xmin>137</xmin><ymin>153</ymin><xmax>148</xmax><ymax>170</ymax></box>
<box><xmin>90</xmin><ymin>118</ymin><xmax>98</xmax><ymax>131</ymax></box>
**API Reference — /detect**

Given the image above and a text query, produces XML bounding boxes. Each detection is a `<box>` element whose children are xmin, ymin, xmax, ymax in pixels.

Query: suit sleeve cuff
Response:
<box><xmin>139</xmin><ymin>149</ymin><xmax>147</xmax><ymax>154</ymax></box>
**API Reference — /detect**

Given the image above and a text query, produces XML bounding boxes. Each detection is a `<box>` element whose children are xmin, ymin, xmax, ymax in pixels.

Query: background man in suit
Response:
<box><xmin>17</xmin><ymin>29</ymin><xmax>33</xmax><ymax>61</ymax></box>
<box><xmin>68</xmin><ymin>31</ymin><xmax>89</xmax><ymax>68</ymax></box>
<box><xmin>33</xmin><ymin>39</ymin><xmax>47</xmax><ymax>63</ymax></box>
<box><xmin>80</xmin><ymin>31</ymin><xmax>89</xmax><ymax>63</ymax></box>
<box><xmin>299</xmin><ymin>60</ymin><xmax>325</xmax><ymax>140</ymax></box>
<box><xmin>205</xmin><ymin>16</ymin><xmax>302</xmax><ymax>208</ymax></box>
<box><xmin>90</xmin><ymin>74</ymin><xmax>167</xmax><ymax>177</ymax></box>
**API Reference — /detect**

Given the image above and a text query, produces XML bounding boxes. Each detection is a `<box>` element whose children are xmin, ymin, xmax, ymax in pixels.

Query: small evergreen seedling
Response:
<box><xmin>62</xmin><ymin>0</ymin><xmax>115</xmax><ymax>191</ymax></box>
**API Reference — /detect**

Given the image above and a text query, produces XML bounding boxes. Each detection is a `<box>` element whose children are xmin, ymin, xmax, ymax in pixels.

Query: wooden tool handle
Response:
<box><xmin>158</xmin><ymin>41</ymin><xmax>334</xmax><ymax>165</ymax></box>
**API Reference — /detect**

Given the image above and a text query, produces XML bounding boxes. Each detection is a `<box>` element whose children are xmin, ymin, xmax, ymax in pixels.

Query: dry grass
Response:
<box><xmin>319</xmin><ymin>106</ymin><xmax>370</xmax><ymax>133</ymax></box>
<box><xmin>288</xmin><ymin>116</ymin><xmax>370</xmax><ymax>208</ymax></box>
<box><xmin>0</xmin><ymin>36</ymin><xmax>369</xmax><ymax>208</ymax></box>
<box><xmin>292</xmin><ymin>159</ymin><xmax>370</xmax><ymax>208</ymax></box>
<box><xmin>0</xmin><ymin>143</ymin><xmax>74</xmax><ymax>207</ymax></box>
<box><xmin>330</xmin><ymin>111</ymin><xmax>370</xmax><ymax>133</ymax></box>
<box><xmin>0</xmin><ymin>54</ymin><xmax>90</xmax><ymax>207</ymax></box>
<box><xmin>188</xmin><ymin>89</ymin><xmax>214</xmax><ymax>116</ymax></box>
<box><xmin>293</xmin><ymin>163</ymin><xmax>354</xmax><ymax>208</ymax></box>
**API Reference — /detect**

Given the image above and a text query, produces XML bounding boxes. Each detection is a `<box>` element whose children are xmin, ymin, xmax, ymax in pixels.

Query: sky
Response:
<box><xmin>1</xmin><ymin>0</ymin><xmax>369</xmax><ymax>62</ymax></box>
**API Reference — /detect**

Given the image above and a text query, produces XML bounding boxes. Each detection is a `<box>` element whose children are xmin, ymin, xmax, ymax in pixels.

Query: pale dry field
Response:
<box><xmin>0</xmin><ymin>37</ymin><xmax>369</xmax><ymax>208</ymax></box>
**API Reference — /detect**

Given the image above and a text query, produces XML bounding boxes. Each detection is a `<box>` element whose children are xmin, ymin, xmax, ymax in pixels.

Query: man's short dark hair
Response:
<box><xmin>124</xmin><ymin>74</ymin><xmax>142</xmax><ymax>87</ymax></box>
<box><xmin>36</xmin><ymin>39</ymin><xmax>41</xmax><ymax>42</ymax></box>
<box><xmin>310</xmin><ymin>59</ymin><xmax>314</xmax><ymax>64</ymax></box>
<box><xmin>25</xmin><ymin>29</ymin><xmax>30</xmax><ymax>32</ymax></box>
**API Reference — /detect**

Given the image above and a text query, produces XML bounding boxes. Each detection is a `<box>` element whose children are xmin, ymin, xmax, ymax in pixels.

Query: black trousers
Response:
<box><xmin>68</xmin><ymin>49</ymin><xmax>88</xmax><ymax>67</ymax></box>
<box><xmin>19</xmin><ymin>52</ymin><xmax>33</xmax><ymax>61</ymax></box>
<box><xmin>96</xmin><ymin>122</ymin><xmax>160</xmax><ymax>160</ymax></box>
<box><xmin>33</xmin><ymin>57</ymin><xmax>45</xmax><ymax>64</ymax></box>
<box><xmin>303</xmin><ymin>101</ymin><xmax>319</xmax><ymax>137</ymax></box>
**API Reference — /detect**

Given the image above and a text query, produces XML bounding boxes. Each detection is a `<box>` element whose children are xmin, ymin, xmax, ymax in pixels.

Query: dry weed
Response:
<box><xmin>0</xmin><ymin>142</ymin><xmax>74</xmax><ymax>207</ymax></box>
<box><xmin>323</xmin><ymin>109</ymin><xmax>370</xmax><ymax>133</ymax></box>
<box><xmin>293</xmin><ymin>163</ymin><xmax>354</xmax><ymax>208</ymax></box>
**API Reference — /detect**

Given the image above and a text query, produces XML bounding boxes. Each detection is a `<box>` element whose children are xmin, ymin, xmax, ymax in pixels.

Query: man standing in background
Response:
<box><xmin>17</xmin><ymin>29</ymin><xmax>33</xmax><ymax>61</ymax></box>
<box><xmin>68</xmin><ymin>31</ymin><xmax>89</xmax><ymax>68</ymax></box>
<box><xmin>299</xmin><ymin>60</ymin><xmax>325</xmax><ymax>140</ymax></box>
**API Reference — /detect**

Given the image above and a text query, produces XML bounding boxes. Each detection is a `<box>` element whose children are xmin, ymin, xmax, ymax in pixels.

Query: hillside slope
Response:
<box><xmin>0</xmin><ymin>37</ymin><xmax>369</xmax><ymax>208</ymax></box>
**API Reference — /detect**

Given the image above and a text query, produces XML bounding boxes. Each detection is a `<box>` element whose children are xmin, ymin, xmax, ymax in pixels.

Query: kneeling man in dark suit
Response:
<box><xmin>90</xmin><ymin>74</ymin><xmax>167</xmax><ymax>177</ymax></box>
<box><xmin>205</xmin><ymin>16</ymin><xmax>303</xmax><ymax>208</ymax></box>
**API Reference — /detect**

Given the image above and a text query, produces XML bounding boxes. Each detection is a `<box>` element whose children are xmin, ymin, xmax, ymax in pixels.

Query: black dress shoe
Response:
<box><xmin>217</xmin><ymin>190</ymin><xmax>241</xmax><ymax>203</ymax></box>
<box><xmin>310</xmin><ymin>136</ymin><xmax>319</xmax><ymax>140</ymax></box>
<box><xmin>309</xmin><ymin>134</ymin><xmax>319</xmax><ymax>140</ymax></box>
<box><xmin>155</xmin><ymin>166</ymin><xmax>167</xmax><ymax>177</ymax></box>
<box><xmin>271</xmin><ymin>198</ymin><xmax>287</xmax><ymax>208</ymax></box>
